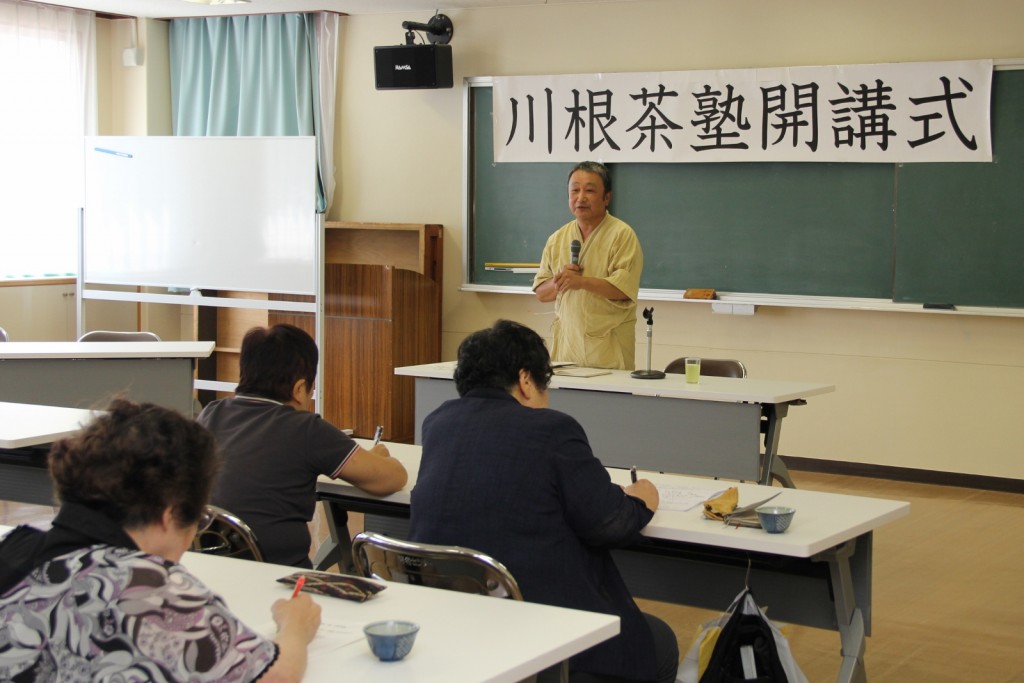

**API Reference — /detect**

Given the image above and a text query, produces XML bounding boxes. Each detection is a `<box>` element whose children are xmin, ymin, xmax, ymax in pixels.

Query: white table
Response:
<box><xmin>315</xmin><ymin>442</ymin><xmax>910</xmax><ymax>683</ymax></box>
<box><xmin>0</xmin><ymin>401</ymin><xmax>97</xmax><ymax>449</ymax></box>
<box><xmin>0</xmin><ymin>525</ymin><xmax>619</xmax><ymax>683</ymax></box>
<box><xmin>0</xmin><ymin>402</ymin><xmax>98</xmax><ymax>505</ymax></box>
<box><xmin>311</xmin><ymin>441</ymin><xmax>423</xmax><ymax>571</ymax></box>
<box><xmin>187</xmin><ymin>552</ymin><xmax>617</xmax><ymax>683</ymax></box>
<box><xmin>396</xmin><ymin>362</ymin><xmax>835</xmax><ymax>486</ymax></box>
<box><xmin>0</xmin><ymin>341</ymin><xmax>213</xmax><ymax>416</ymax></box>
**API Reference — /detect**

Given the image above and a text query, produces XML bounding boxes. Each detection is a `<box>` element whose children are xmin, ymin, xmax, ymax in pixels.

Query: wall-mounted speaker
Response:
<box><xmin>374</xmin><ymin>44</ymin><xmax>453</xmax><ymax>90</ymax></box>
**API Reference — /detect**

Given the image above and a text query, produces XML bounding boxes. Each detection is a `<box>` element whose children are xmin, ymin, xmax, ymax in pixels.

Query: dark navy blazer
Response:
<box><xmin>409</xmin><ymin>388</ymin><xmax>657</xmax><ymax>680</ymax></box>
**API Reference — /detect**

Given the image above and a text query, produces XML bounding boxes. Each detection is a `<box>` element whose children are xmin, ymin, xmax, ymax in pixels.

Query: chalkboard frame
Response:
<box><xmin>461</xmin><ymin>68</ymin><xmax>1024</xmax><ymax>317</ymax></box>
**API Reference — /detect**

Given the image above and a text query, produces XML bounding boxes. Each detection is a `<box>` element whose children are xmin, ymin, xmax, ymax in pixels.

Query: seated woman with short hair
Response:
<box><xmin>0</xmin><ymin>399</ymin><xmax>320</xmax><ymax>682</ymax></box>
<box><xmin>409</xmin><ymin>320</ymin><xmax>678</xmax><ymax>683</ymax></box>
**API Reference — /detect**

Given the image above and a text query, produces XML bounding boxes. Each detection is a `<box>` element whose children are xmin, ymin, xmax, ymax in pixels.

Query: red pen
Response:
<box><xmin>291</xmin><ymin>575</ymin><xmax>306</xmax><ymax>598</ymax></box>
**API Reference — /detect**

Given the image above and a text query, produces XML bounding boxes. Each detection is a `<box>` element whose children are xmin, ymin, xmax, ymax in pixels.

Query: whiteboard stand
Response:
<box><xmin>79</xmin><ymin>248</ymin><xmax>324</xmax><ymax>412</ymax></box>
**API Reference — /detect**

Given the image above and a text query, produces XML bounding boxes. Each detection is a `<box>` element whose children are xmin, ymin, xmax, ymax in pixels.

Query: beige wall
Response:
<box><xmin>329</xmin><ymin>0</ymin><xmax>1024</xmax><ymax>479</ymax></box>
<box><xmin>0</xmin><ymin>284</ymin><xmax>77</xmax><ymax>340</ymax></box>
<box><xmin>87</xmin><ymin>17</ymin><xmax>182</xmax><ymax>341</ymax></box>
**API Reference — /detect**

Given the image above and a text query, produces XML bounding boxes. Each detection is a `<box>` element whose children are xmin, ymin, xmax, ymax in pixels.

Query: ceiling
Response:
<box><xmin>35</xmin><ymin>0</ymin><xmax>610</xmax><ymax>20</ymax></box>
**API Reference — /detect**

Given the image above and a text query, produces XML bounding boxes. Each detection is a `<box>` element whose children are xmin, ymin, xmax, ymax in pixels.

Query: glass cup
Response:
<box><xmin>685</xmin><ymin>357</ymin><xmax>701</xmax><ymax>384</ymax></box>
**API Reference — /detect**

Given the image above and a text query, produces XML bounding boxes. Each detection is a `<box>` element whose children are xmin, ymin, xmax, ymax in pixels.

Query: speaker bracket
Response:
<box><xmin>402</xmin><ymin>13</ymin><xmax>453</xmax><ymax>46</ymax></box>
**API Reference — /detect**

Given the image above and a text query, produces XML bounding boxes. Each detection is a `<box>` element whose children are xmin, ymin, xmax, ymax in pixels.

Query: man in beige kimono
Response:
<box><xmin>533</xmin><ymin>161</ymin><xmax>643</xmax><ymax>370</ymax></box>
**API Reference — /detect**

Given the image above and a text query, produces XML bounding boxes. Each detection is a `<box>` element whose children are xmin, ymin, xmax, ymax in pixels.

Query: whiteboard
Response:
<box><xmin>84</xmin><ymin>136</ymin><xmax>317</xmax><ymax>295</ymax></box>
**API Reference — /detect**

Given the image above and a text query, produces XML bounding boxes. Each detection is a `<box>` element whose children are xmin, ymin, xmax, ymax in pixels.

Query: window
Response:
<box><xmin>0</xmin><ymin>0</ymin><xmax>94</xmax><ymax>280</ymax></box>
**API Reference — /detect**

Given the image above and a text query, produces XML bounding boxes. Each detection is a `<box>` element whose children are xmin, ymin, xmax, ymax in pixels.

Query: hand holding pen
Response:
<box><xmin>271</xmin><ymin>574</ymin><xmax>320</xmax><ymax>646</ymax></box>
<box><xmin>625</xmin><ymin>465</ymin><xmax>659</xmax><ymax>513</ymax></box>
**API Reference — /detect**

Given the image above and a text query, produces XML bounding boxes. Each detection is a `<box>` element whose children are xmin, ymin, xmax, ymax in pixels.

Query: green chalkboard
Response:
<box><xmin>612</xmin><ymin>162</ymin><xmax>894</xmax><ymax>297</ymax></box>
<box><xmin>894</xmin><ymin>68</ymin><xmax>1024</xmax><ymax>307</ymax></box>
<box><xmin>467</xmin><ymin>69</ymin><xmax>1024</xmax><ymax>308</ymax></box>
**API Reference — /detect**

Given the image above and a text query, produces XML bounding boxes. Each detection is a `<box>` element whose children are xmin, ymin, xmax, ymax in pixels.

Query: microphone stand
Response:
<box><xmin>631</xmin><ymin>307</ymin><xmax>666</xmax><ymax>380</ymax></box>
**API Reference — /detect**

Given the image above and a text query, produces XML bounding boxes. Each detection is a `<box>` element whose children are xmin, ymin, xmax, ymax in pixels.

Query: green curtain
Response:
<box><xmin>169</xmin><ymin>13</ymin><xmax>334</xmax><ymax>212</ymax></box>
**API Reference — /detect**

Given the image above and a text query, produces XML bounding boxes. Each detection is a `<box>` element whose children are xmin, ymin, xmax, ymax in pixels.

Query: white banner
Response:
<box><xmin>492</xmin><ymin>60</ymin><xmax>992</xmax><ymax>163</ymax></box>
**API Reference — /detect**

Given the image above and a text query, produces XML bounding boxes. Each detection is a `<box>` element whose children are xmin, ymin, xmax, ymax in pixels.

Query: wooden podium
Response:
<box><xmin>197</xmin><ymin>222</ymin><xmax>442</xmax><ymax>443</ymax></box>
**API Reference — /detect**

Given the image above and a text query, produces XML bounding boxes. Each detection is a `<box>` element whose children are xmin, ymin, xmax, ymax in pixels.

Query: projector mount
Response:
<box><xmin>402</xmin><ymin>13</ymin><xmax>454</xmax><ymax>46</ymax></box>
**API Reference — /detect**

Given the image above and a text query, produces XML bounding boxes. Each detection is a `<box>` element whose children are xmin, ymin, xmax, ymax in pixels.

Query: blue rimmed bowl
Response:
<box><xmin>364</xmin><ymin>620</ymin><xmax>420</xmax><ymax>661</ymax></box>
<box><xmin>756</xmin><ymin>506</ymin><xmax>796</xmax><ymax>533</ymax></box>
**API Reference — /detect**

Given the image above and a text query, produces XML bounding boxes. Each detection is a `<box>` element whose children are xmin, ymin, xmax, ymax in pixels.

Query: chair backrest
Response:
<box><xmin>665</xmin><ymin>357</ymin><xmax>747</xmax><ymax>378</ymax></box>
<box><xmin>191</xmin><ymin>505</ymin><xmax>264</xmax><ymax>561</ymax></box>
<box><xmin>352</xmin><ymin>531</ymin><xmax>523</xmax><ymax>600</ymax></box>
<box><xmin>78</xmin><ymin>330</ymin><xmax>162</xmax><ymax>342</ymax></box>
<box><xmin>0</xmin><ymin>326</ymin><xmax>7</xmax><ymax>342</ymax></box>
<box><xmin>353</xmin><ymin>533</ymin><xmax>568</xmax><ymax>682</ymax></box>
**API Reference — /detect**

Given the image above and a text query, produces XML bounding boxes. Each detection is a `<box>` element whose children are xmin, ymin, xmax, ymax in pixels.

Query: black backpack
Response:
<box><xmin>699</xmin><ymin>589</ymin><xmax>790</xmax><ymax>683</ymax></box>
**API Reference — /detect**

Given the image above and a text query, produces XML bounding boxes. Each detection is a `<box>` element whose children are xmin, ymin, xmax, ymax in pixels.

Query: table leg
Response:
<box><xmin>760</xmin><ymin>401</ymin><xmax>801</xmax><ymax>488</ymax></box>
<box><xmin>311</xmin><ymin>502</ymin><xmax>353</xmax><ymax>573</ymax></box>
<box><xmin>769</xmin><ymin>456</ymin><xmax>796</xmax><ymax>489</ymax></box>
<box><xmin>816</xmin><ymin>539</ymin><xmax>868</xmax><ymax>683</ymax></box>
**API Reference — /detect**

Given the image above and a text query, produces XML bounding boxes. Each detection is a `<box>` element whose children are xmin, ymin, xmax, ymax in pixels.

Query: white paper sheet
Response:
<box><xmin>262</xmin><ymin>620</ymin><xmax>365</xmax><ymax>656</ymax></box>
<box><xmin>656</xmin><ymin>485</ymin><xmax>727</xmax><ymax>512</ymax></box>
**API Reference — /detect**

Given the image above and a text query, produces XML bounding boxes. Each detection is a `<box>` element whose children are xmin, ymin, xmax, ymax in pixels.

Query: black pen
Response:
<box><xmin>372</xmin><ymin>425</ymin><xmax>384</xmax><ymax>446</ymax></box>
<box><xmin>630</xmin><ymin>466</ymin><xmax>638</xmax><ymax>484</ymax></box>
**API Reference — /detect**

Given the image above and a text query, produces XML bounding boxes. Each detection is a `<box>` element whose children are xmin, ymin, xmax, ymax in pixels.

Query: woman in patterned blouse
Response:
<box><xmin>0</xmin><ymin>399</ymin><xmax>321</xmax><ymax>682</ymax></box>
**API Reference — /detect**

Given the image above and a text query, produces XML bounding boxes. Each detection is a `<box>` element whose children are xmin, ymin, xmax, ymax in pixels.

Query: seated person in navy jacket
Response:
<box><xmin>409</xmin><ymin>320</ymin><xmax>678</xmax><ymax>683</ymax></box>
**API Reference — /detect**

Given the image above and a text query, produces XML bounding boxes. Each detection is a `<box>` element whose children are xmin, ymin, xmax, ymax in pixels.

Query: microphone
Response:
<box><xmin>570</xmin><ymin>239</ymin><xmax>581</xmax><ymax>265</ymax></box>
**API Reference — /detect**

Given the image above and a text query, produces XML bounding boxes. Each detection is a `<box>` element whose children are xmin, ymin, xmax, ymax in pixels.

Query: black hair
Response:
<box><xmin>453</xmin><ymin>320</ymin><xmax>553</xmax><ymax>396</ymax></box>
<box><xmin>567</xmin><ymin>160</ymin><xmax>612</xmax><ymax>194</ymax></box>
<box><xmin>235</xmin><ymin>323</ymin><xmax>318</xmax><ymax>403</ymax></box>
<box><xmin>48</xmin><ymin>399</ymin><xmax>218</xmax><ymax>529</ymax></box>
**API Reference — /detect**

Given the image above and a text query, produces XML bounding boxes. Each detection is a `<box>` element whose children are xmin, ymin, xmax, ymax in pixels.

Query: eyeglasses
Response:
<box><xmin>196</xmin><ymin>507</ymin><xmax>216</xmax><ymax>533</ymax></box>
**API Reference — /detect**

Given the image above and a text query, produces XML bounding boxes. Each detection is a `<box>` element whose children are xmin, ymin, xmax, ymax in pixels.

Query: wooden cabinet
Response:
<box><xmin>197</xmin><ymin>222</ymin><xmax>442</xmax><ymax>444</ymax></box>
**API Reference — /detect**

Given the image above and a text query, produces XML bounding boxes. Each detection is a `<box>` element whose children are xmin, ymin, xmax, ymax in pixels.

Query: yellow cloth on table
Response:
<box><xmin>702</xmin><ymin>486</ymin><xmax>739</xmax><ymax>521</ymax></box>
<box><xmin>703</xmin><ymin>488</ymin><xmax>783</xmax><ymax>527</ymax></box>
